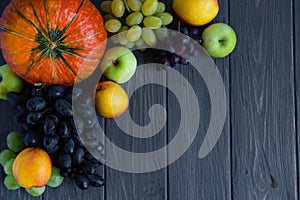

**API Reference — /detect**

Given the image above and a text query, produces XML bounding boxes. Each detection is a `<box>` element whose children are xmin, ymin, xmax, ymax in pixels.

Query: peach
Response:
<box><xmin>12</xmin><ymin>147</ymin><xmax>52</xmax><ymax>188</ymax></box>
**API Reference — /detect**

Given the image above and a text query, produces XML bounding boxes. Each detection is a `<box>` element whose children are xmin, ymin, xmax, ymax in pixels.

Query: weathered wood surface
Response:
<box><xmin>0</xmin><ymin>0</ymin><xmax>299</xmax><ymax>199</ymax></box>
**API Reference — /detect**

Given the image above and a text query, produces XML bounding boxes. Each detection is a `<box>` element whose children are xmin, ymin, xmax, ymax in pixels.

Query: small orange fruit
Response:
<box><xmin>95</xmin><ymin>81</ymin><xmax>129</xmax><ymax>118</ymax></box>
<box><xmin>12</xmin><ymin>147</ymin><xmax>52</xmax><ymax>188</ymax></box>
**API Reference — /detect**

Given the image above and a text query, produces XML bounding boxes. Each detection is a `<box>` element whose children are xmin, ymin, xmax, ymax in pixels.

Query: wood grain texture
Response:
<box><xmin>230</xmin><ymin>0</ymin><xmax>297</xmax><ymax>199</ymax></box>
<box><xmin>295</xmin><ymin>0</ymin><xmax>300</xmax><ymax>198</ymax></box>
<box><xmin>105</xmin><ymin>52</ymin><xmax>167</xmax><ymax>200</ymax></box>
<box><xmin>166</xmin><ymin>0</ymin><xmax>231</xmax><ymax>199</ymax></box>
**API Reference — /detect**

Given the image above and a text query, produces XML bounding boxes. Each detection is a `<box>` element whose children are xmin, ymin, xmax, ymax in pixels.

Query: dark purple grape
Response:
<box><xmin>81</xmin><ymin>162</ymin><xmax>97</xmax><ymax>175</ymax></box>
<box><xmin>75</xmin><ymin>174</ymin><xmax>89</xmax><ymax>190</ymax></box>
<box><xmin>26</xmin><ymin>97</ymin><xmax>46</xmax><ymax>111</ymax></box>
<box><xmin>58</xmin><ymin>153</ymin><xmax>72</xmax><ymax>169</ymax></box>
<box><xmin>26</xmin><ymin>112</ymin><xmax>43</xmax><ymax>125</ymax></box>
<box><xmin>64</xmin><ymin>87</ymin><xmax>82</xmax><ymax>103</ymax></box>
<box><xmin>82</xmin><ymin>117</ymin><xmax>97</xmax><ymax>129</ymax></box>
<box><xmin>73</xmin><ymin>148</ymin><xmax>85</xmax><ymax>165</ymax></box>
<box><xmin>189</xmin><ymin>27</ymin><xmax>200</xmax><ymax>36</ymax></box>
<box><xmin>180</xmin><ymin>27</ymin><xmax>189</xmax><ymax>35</ymax></box>
<box><xmin>169</xmin><ymin>54</ymin><xmax>181</xmax><ymax>66</ymax></box>
<box><xmin>164</xmin><ymin>38</ymin><xmax>176</xmax><ymax>53</ymax></box>
<box><xmin>44</xmin><ymin>115</ymin><xmax>59</xmax><ymax>136</ymax></box>
<box><xmin>70</xmin><ymin>117</ymin><xmax>84</xmax><ymax>135</ymax></box>
<box><xmin>55</xmin><ymin>99</ymin><xmax>73</xmax><ymax>117</ymax></box>
<box><xmin>187</xmin><ymin>42</ymin><xmax>195</xmax><ymax>54</ymax></box>
<box><xmin>58</xmin><ymin>121</ymin><xmax>71</xmax><ymax>138</ymax></box>
<box><xmin>31</xmin><ymin>88</ymin><xmax>44</xmax><ymax>97</ymax></box>
<box><xmin>6</xmin><ymin>92</ymin><xmax>26</xmax><ymax>105</ymax></box>
<box><xmin>72</xmin><ymin>133</ymin><xmax>84</xmax><ymax>147</ymax></box>
<box><xmin>181</xmin><ymin>35</ymin><xmax>190</xmax><ymax>45</ymax></box>
<box><xmin>45</xmin><ymin>144</ymin><xmax>60</xmax><ymax>154</ymax></box>
<box><xmin>191</xmin><ymin>35</ymin><xmax>202</xmax><ymax>44</ymax></box>
<box><xmin>78</xmin><ymin>96</ymin><xmax>93</xmax><ymax>106</ymax></box>
<box><xmin>159</xmin><ymin>56</ymin><xmax>171</xmax><ymax>66</ymax></box>
<box><xmin>43</xmin><ymin>136</ymin><xmax>59</xmax><ymax>149</ymax></box>
<box><xmin>87</xmin><ymin>174</ymin><xmax>104</xmax><ymax>187</ymax></box>
<box><xmin>175</xmin><ymin>44</ymin><xmax>186</xmax><ymax>55</ymax></box>
<box><xmin>22</xmin><ymin>130</ymin><xmax>43</xmax><ymax>147</ymax></box>
<box><xmin>60</xmin><ymin>168</ymin><xmax>72</xmax><ymax>177</ymax></box>
<box><xmin>180</xmin><ymin>57</ymin><xmax>190</xmax><ymax>65</ymax></box>
<box><xmin>159</xmin><ymin>51</ymin><xmax>168</xmax><ymax>56</ymax></box>
<box><xmin>48</xmin><ymin>85</ymin><xmax>67</xmax><ymax>100</ymax></box>
<box><xmin>63</xmin><ymin>138</ymin><xmax>75</xmax><ymax>154</ymax></box>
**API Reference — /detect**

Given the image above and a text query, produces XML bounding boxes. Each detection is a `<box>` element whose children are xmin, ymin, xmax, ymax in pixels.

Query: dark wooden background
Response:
<box><xmin>0</xmin><ymin>0</ymin><xmax>299</xmax><ymax>199</ymax></box>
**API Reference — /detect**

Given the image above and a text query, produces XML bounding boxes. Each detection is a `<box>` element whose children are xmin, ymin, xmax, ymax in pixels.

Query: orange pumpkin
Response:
<box><xmin>0</xmin><ymin>0</ymin><xmax>107</xmax><ymax>86</ymax></box>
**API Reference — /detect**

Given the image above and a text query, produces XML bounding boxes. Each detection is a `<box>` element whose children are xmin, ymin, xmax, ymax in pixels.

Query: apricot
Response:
<box><xmin>12</xmin><ymin>147</ymin><xmax>52</xmax><ymax>188</ymax></box>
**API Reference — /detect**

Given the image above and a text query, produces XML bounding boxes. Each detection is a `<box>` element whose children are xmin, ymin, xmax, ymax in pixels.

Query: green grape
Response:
<box><xmin>118</xmin><ymin>26</ymin><xmax>129</xmax><ymax>45</ymax></box>
<box><xmin>47</xmin><ymin>166</ymin><xmax>64</xmax><ymax>188</ymax></box>
<box><xmin>127</xmin><ymin>0</ymin><xmax>142</xmax><ymax>11</ymax></box>
<box><xmin>111</xmin><ymin>0</ymin><xmax>125</xmax><ymax>17</ymax></box>
<box><xmin>142</xmin><ymin>27</ymin><xmax>157</xmax><ymax>47</ymax></box>
<box><xmin>4</xmin><ymin>158</ymin><xmax>14</xmax><ymax>175</ymax></box>
<box><xmin>4</xmin><ymin>175</ymin><xmax>20</xmax><ymax>190</ymax></box>
<box><xmin>105</xmin><ymin>19</ymin><xmax>122</xmax><ymax>33</ymax></box>
<box><xmin>156</xmin><ymin>12</ymin><xmax>173</xmax><ymax>26</ymax></box>
<box><xmin>127</xmin><ymin>25</ymin><xmax>142</xmax><ymax>42</ymax></box>
<box><xmin>26</xmin><ymin>186</ymin><xmax>46</xmax><ymax>197</ymax></box>
<box><xmin>100</xmin><ymin>1</ymin><xmax>112</xmax><ymax>13</ymax></box>
<box><xmin>135</xmin><ymin>37</ymin><xmax>145</xmax><ymax>47</ymax></box>
<box><xmin>111</xmin><ymin>34</ymin><xmax>119</xmax><ymax>44</ymax></box>
<box><xmin>0</xmin><ymin>149</ymin><xmax>16</xmax><ymax>167</ymax></box>
<box><xmin>104</xmin><ymin>14</ymin><xmax>116</xmax><ymax>21</ymax></box>
<box><xmin>153</xmin><ymin>2</ymin><xmax>165</xmax><ymax>14</ymax></box>
<box><xmin>124</xmin><ymin>41</ymin><xmax>135</xmax><ymax>49</ymax></box>
<box><xmin>141</xmin><ymin>0</ymin><xmax>158</xmax><ymax>16</ymax></box>
<box><xmin>143</xmin><ymin>16</ymin><xmax>162</xmax><ymax>29</ymax></box>
<box><xmin>126</xmin><ymin>12</ymin><xmax>143</xmax><ymax>26</ymax></box>
<box><xmin>7</xmin><ymin>131</ymin><xmax>24</xmax><ymax>153</ymax></box>
<box><xmin>154</xmin><ymin>27</ymin><xmax>169</xmax><ymax>41</ymax></box>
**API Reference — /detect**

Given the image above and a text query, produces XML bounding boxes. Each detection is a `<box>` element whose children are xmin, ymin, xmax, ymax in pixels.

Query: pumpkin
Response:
<box><xmin>0</xmin><ymin>0</ymin><xmax>107</xmax><ymax>86</ymax></box>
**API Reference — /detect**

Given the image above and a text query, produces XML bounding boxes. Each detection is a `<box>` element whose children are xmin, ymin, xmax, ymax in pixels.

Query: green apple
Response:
<box><xmin>0</xmin><ymin>64</ymin><xmax>24</xmax><ymax>100</ymax></box>
<box><xmin>201</xmin><ymin>23</ymin><xmax>237</xmax><ymax>58</ymax></box>
<box><xmin>100</xmin><ymin>46</ymin><xmax>137</xmax><ymax>83</ymax></box>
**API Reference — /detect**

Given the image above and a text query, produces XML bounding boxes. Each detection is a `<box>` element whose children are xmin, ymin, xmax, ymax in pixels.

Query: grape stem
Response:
<box><xmin>122</xmin><ymin>0</ymin><xmax>131</xmax><ymax>13</ymax></box>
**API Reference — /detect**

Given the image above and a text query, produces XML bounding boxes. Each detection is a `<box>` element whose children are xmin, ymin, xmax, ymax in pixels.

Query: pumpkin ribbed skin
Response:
<box><xmin>0</xmin><ymin>0</ymin><xmax>107</xmax><ymax>86</ymax></box>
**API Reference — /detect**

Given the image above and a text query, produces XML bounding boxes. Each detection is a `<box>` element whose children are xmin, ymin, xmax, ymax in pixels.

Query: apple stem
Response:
<box><xmin>219</xmin><ymin>40</ymin><xmax>225</xmax><ymax>45</ymax></box>
<box><xmin>113</xmin><ymin>60</ymin><xmax>119</xmax><ymax>66</ymax></box>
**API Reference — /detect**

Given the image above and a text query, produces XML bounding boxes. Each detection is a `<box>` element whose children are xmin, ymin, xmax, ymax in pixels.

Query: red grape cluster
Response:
<box><xmin>153</xmin><ymin>26</ymin><xmax>203</xmax><ymax>69</ymax></box>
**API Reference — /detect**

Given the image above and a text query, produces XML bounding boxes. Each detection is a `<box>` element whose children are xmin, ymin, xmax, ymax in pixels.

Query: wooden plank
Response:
<box><xmin>230</xmin><ymin>0</ymin><xmax>297</xmax><ymax>199</ymax></box>
<box><xmin>295</xmin><ymin>0</ymin><xmax>300</xmax><ymax>198</ymax></box>
<box><xmin>105</xmin><ymin>51</ymin><xmax>167</xmax><ymax>200</ymax></box>
<box><xmin>166</xmin><ymin>0</ymin><xmax>231</xmax><ymax>199</ymax></box>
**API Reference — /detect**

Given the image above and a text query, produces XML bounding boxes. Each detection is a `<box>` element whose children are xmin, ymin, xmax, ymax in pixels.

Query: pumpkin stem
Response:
<box><xmin>48</xmin><ymin>42</ymin><xmax>57</xmax><ymax>50</ymax></box>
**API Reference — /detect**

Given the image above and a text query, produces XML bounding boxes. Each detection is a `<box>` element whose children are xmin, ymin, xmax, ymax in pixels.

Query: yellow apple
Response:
<box><xmin>95</xmin><ymin>81</ymin><xmax>129</xmax><ymax>118</ymax></box>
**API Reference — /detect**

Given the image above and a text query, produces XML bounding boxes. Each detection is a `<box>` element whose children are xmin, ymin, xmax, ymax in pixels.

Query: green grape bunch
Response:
<box><xmin>100</xmin><ymin>0</ymin><xmax>173</xmax><ymax>48</ymax></box>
